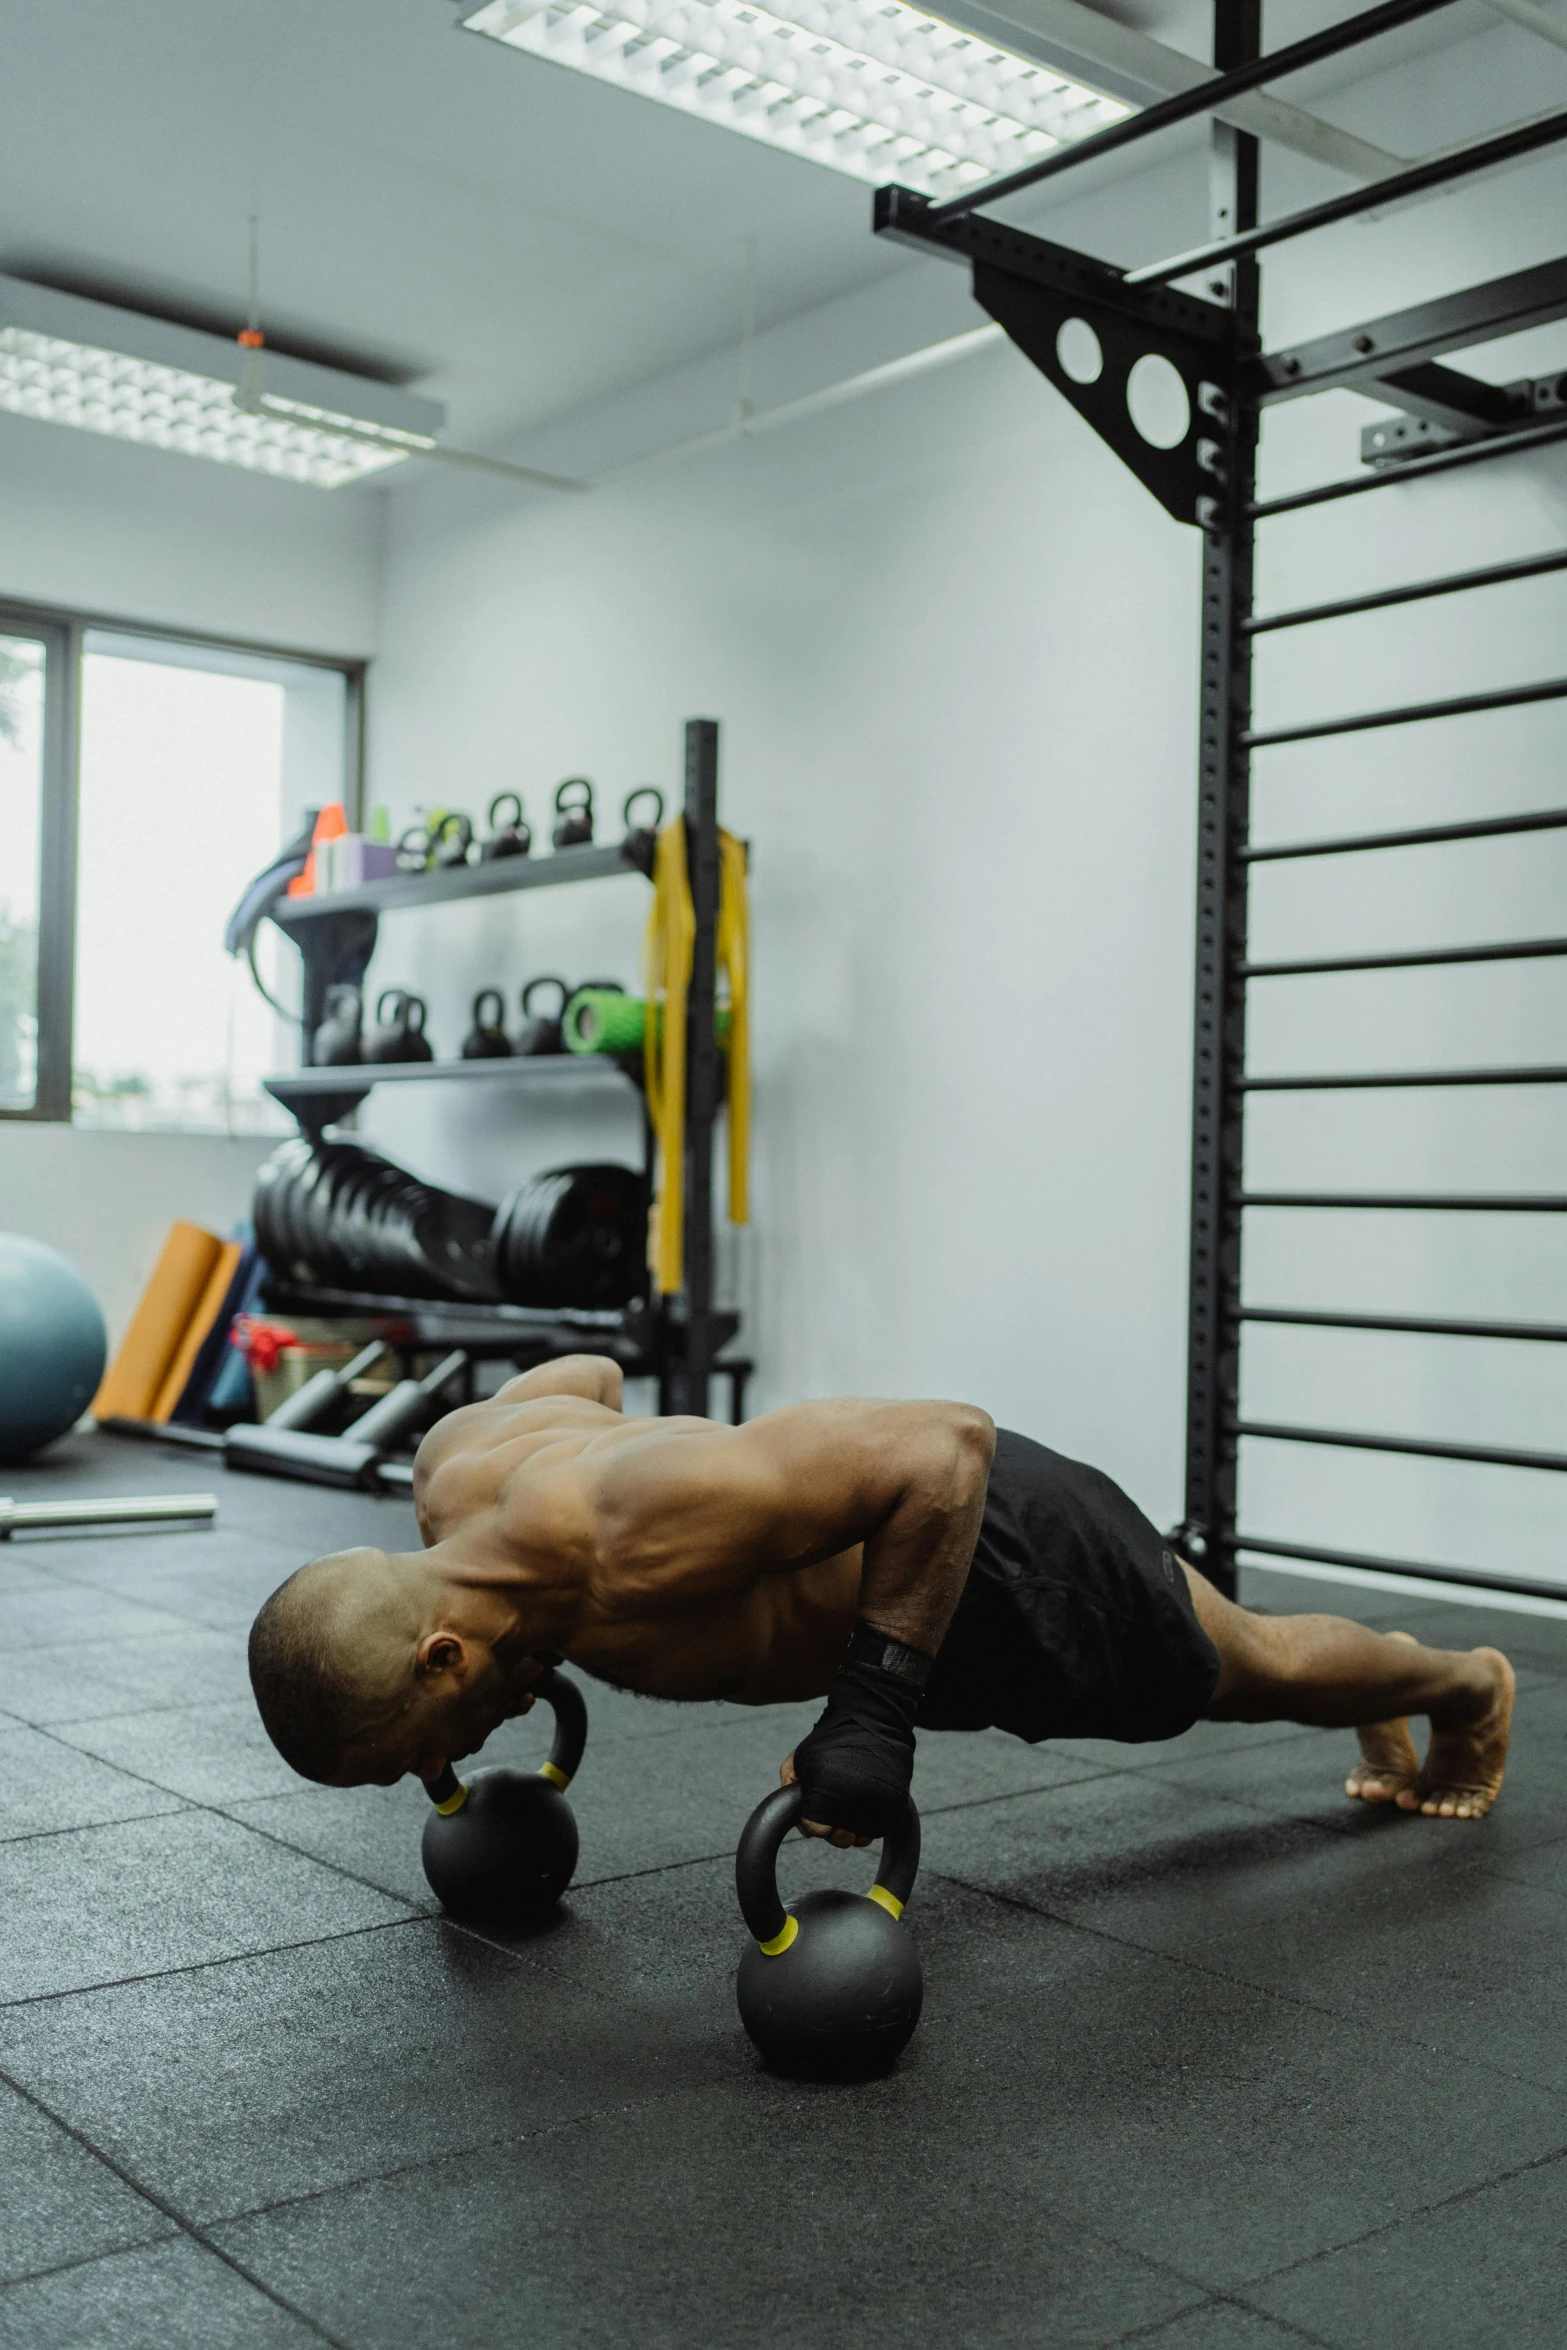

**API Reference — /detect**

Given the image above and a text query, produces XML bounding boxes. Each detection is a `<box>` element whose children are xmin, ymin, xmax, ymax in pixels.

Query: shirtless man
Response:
<box><xmin>247</xmin><ymin>1357</ymin><xmax>1516</xmax><ymax>1838</ymax></box>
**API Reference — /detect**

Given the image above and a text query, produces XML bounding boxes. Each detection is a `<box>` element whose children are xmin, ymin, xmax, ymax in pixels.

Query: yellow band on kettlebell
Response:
<box><xmin>538</xmin><ymin>1761</ymin><xmax>571</xmax><ymax>1791</ymax></box>
<box><xmin>865</xmin><ymin>1885</ymin><xmax>904</xmax><ymax>1922</ymax></box>
<box><xmin>758</xmin><ymin>1913</ymin><xmax>799</xmax><ymax>1957</ymax></box>
<box><xmin>434</xmin><ymin>1782</ymin><xmax>470</xmax><ymax>1817</ymax></box>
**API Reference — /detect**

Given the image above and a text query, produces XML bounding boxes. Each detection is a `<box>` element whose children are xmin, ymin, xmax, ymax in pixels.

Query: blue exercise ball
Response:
<box><xmin>0</xmin><ymin>1236</ymin><xmax>108</xmax><ymax>1463</ymax></box>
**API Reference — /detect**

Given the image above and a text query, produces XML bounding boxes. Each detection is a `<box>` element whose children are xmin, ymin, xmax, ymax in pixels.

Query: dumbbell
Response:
<box><xmin>734</xmin><ymin>1784</ymin><xmax>923</xmax><ymax>2081</ymax></box>
<box><xmin>421</xmin><ymin>1667</ymin><xmax>588</xmax><ymax>1927</ymax></box>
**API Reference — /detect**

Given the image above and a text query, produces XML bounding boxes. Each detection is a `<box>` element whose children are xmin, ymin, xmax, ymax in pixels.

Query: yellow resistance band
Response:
<box><xmin>643</xmin><ymin>818</ymin><xmax>750</xmax><ymax>1296</ymax></box>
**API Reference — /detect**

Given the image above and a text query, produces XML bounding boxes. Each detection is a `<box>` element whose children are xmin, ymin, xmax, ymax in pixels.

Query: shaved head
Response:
<box><xmin>248</xmin><ymin>1548</ymin><xmax>425</xmax><ymax>1782</ymax></box>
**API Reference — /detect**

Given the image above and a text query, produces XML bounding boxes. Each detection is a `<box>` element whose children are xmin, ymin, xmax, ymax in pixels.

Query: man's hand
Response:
<box><xmin>779</xmin><ymin>1750</ymin><xmax>871</xmax><ymax>1850</ymax></box>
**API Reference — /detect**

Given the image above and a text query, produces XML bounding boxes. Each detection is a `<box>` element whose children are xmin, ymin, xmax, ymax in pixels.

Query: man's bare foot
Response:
<box><xmin>1346</xmin><ymin>1632</ymin><xmax>1421</xmax><ymax>1806</ymax></box>
<box><xmin>1398</xmin><ymin>1647</ymin><xmax>1515</xmax><ymax>1820</ymax></box>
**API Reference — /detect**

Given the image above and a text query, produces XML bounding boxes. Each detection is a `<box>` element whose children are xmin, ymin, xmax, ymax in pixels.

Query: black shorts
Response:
<box><xmin>916</xmin><ymin>1429</ymin><xmax>1221</xmax><ymax>1745</ymax></box>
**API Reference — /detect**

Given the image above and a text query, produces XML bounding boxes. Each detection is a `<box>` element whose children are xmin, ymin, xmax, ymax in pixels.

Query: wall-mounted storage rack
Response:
<box><xmin>263</xmin><ymin>718</ymin><xmax>748</xmax><ymax>1420</ymax></box>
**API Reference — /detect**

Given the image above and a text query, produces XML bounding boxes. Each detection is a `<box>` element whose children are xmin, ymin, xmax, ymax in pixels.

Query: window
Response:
<box><xmin>0</xmin><ymin>604</ymin><xmax>362</xmax><ymax>1131</ymax></box>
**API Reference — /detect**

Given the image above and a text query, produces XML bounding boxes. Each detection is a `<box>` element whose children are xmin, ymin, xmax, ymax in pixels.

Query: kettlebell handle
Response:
<box><xmin>555</xmin><ymin>776</ymin><xmax>594</xmax><ymax>816</ymax></box>
<box><xmin>521</xmin><ymin>975</ymin><xmax>569</xmax><ymax>1018</ymax></box>
<box><xmin>424</xmin><ymin>1665</ymin><xmax>588</xmax><ymax>1813</ymax></box>
<box><xmin>488</xmin><ymin>790</ymin><xmax>525</xmax><ymax>830</ymax></box>
<box><xmin>734</xmin><ymin>1784</ymin><xmax>921</xmax><ymax>1948</ymax></box>
<box><xmin>622</xmin><ymin>786</ymin><xmax>664</xmax><ymax>833</ymax></box>
<box><xmin>472</xmin><ymin>987</ymin><xmax>505</xmax><ymax>1029</ymax></box>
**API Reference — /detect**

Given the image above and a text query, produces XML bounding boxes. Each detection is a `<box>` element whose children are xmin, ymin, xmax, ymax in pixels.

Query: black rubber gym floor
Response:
<box><xmin>2</xmin><ymin>1430</ymin><xmax>1565</xmax><ymax>2347</ymax></box>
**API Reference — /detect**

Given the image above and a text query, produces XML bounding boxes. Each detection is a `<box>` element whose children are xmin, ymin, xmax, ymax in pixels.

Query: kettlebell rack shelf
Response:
<box><xmin>261</xmin><ymin>718</ymin><xmax>745</xmax><ymax>1422</ymax></box>
<box><xmin>262</xmin><ymin>1054</ymin><xmax>635</xmax><ymax>1122</ymax></box>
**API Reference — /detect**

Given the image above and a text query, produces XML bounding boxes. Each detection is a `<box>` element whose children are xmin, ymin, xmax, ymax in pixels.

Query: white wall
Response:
<box><xmin>0</xmin><ymin>406</ymin><xmax>384</xmax><ymax>1337</ymax></box>
<box><xmin>361</xmin><ymin>19</ymin><xmax>1567</xmax><ymax>1580</ymax></box>
<box><xmin>0</xmin><ymin>1125</ymin><xmax>272</xmax><ymax>1344</ymax></box>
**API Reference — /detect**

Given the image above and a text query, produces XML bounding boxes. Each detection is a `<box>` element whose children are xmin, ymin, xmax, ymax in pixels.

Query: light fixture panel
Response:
<box><xmin>460</xmin><ymin>0</ymin><xmax>1128</xmax><ymax>194</ymax></box>
<box><xmin>0</xmin><ymin>277</ymin><xmax>445</xmax><ymax>489</ymax></box>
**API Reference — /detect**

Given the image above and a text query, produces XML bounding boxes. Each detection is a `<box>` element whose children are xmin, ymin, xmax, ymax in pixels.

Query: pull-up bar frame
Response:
<box><xmin>877</xmin><ymin>0</ymin><xmax>1567</xmax><ymax>1604</ymax></box>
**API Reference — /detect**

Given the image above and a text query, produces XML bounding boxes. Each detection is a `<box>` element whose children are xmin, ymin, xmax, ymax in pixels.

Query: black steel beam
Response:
<box><xmin>1245</xmin><ymin>672</ymin><xmax>1567</xmax><ymax>748</ymax></box>
<box><xmin>1126</xmin><ymin>104</ymin><xmax>1567</xmax><ymax>288</ymax></box>
<box><xmin>1361</xmin><ymin>360</ymin><xmax>1526</xmax><ymax>434</ymax></box>
<box><xmin>1237</xmin><ymin>1532</ymin><xmax>1567</xmax><ymax>1604</ymax></box>
<box><xmin>1243</xmin><ymin>806</ymin><xmax>1567</xmax><ymax>865</ymax></box>
<box><xmin>1237</xmin><ymin>1419</ymin><xmax>1567</xmax><ymax>1474</ymax></box>
<box><xmin>1251</xmin><ymin>253</ymin><xmax>1567</xmax><ymax>406</ymax></box>
<box><xmin>1242</xmin><ymin>934</ymin><xmax>1567</xmax><ymax>979</ymax></box>
<box><xmin>872</xmin><ymin>188</ymin><xmax>1230</xmax><ymax>345</ymax></box>
<box><xmin>1246</xmin><ymin>546</ymin><xmax>1567</xmax><ymax>634</ymax></box>
<box><xmin>1241</xmin><ymin>1190</ymin><xmax>1567</xmax><ymax>1211</ymax></box>
<box><xmin>1180</xmin><ymin>2</ymin><xmax>1259</xmax><ymax>1604</ymax></box>
<box><xmin>1252</xmin><ymin>411</ymin><xmax>1567</xmax><ymax>516</ymax></box>
<box><xmin>1243</xmin><ymin>1063</ymin><xmax>1567</xmax><ymax>1091</ymax></box>
<box><xmin>1242</xmin><ymin>1305</ymin><xmax>1567</xmax><ymax>1343</ymax></box>
<box><xmin>917</xmin><ymin>0</ymin><xmax>1459</xmax><ymax>224</ymax></box>
<box><xmin>670</xmin><ymin>718</ymin><xmax>721</xmax><ymax>1421</ymax></box>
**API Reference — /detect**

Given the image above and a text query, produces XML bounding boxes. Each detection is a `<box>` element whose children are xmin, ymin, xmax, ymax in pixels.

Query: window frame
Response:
<box><xmin>0</xmin><ymin>597</ymin><xmax>366</xmax><ymax>1126</ymax></box>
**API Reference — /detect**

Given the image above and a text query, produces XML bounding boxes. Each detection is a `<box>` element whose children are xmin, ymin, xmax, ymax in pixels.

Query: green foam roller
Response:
<box><xmin>563</xmin><ymin>991</ymin><xmax>731</xmax><ymax>1055</ymax></box>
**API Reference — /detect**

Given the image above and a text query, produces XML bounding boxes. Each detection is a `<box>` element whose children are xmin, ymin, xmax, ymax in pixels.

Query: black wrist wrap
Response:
<box><xmin>791</xmin><ymin>1621</ymin><xmax>934</xmax><ymax>1839</ymax></box>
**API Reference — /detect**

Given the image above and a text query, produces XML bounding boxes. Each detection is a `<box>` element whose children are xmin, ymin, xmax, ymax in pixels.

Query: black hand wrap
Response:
<box><xmin>792</xmin><ymin>1621</ymin><xmax>934</xmax><ymax>1839</ymax></box>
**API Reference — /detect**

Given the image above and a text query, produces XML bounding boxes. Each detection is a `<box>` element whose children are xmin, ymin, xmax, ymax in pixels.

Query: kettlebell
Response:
<box><xmin>621</xmin><ymin>786</ymin><xmax>665</xmax><ymax>879</ymax></box>
<box><xmin>421</xmin><ymin>1667</ymin><xmax>588</xmax><ymax>1926</ymax></box>
<box><xmin>551</xmin><ymin>777</ymin><xmax>595</xmax><ymax>851</ymax></box>
<box><xmin>517</xmin><ymin>976</ymin><xmax>569</xmax><ymax>1056</ymax></box>
<box><xmin>311</xmin><ymin>984</ymin><xmax>363</xmax><ymax>1067</ymax></box>
<box><xmin>735</xmin><ymin>1785</ymin><xmax>923</xmax><ymax>2082</ymax></box>
<box><xmin>364</xmin><ymin>988</ymin><xmax>435</xmax><ymax>1064</ymax></box>
<box><xmin>482</xmin><ymin>791</ymin><xmax>531</xmax><ymax>862</ymax></box>
<box><xmin>395</xmin><ymin>822</ymin><xmax>433</xmax><ymax>874</ymax></box>
<box><xmin>432</xmin><ymin>812</ymin><xmax>474</xmax><ymax>870</ymax></box>
<box><xmin>462</xmin><ymin>987</ymin><xmax>512</xmax><ymax>1060</ymax></box>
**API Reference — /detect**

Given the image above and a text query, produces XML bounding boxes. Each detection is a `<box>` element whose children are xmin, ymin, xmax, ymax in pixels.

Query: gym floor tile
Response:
<box><xmin>0</xmin><ymin>2235</ymin><xmax>325</xmax><ymax>2350</ymax></box>
<box><xmin>36</xmin><ymin>1548</ymin><xmax>306</xmax><ymax>1634</ymax></box>
<box><xmin>210</xmin><ymin>2083</ymin><xmax>1200</xmax><ymax>2350</ymax></box>
<box><xmin>55</xmin><ymin>1699</ymin><xmax>312</xmax><ymax>1804</ymax></box>
<box><xmin>0</xmin><ymin>1728</ymin><xmax>185</xmax><ymax>1843</ymax></box>
<box><xmin>0</xmin><ymin>1583</ymin><xmax>194</xmax><ymax>1649</ymax></box>
<box><xmin>1238</xmin><ymin>1570</ymin><xmax>1417</xmax><ymax>1624</ymax></box>
<box><xmin>0</xmin><ymin>2079</ymin><xmax>173</xmax><ymax>2285</ymax></box>
<box><xmin>1191</xmin><ymin>1849</ymin><xmax>1567</xmax><ymax>2093</ymax></box>
<box><xmin>1107</xmin><ymin>2306</ymin><xmax>1312</xmax><ymax>2350</ymax></box>
<box><xmin>917</xmin><ymin>1770</ymin><xmax>1356</xmax><ymax>1956</ymax></box>
<box><xmin>224</xmin><ymin>1780</ymin><xmax>439</xmax><ymax>1910</ymax></box>
<box><xmin>0</xmin><ymin>1811</ymin><xmax>412</xmax><ymax>2005</ymax></box>
<box><xmin>1247</xmin><ymin>2150</ymin><xmax>1567</xmax><ymax>2350</ymax></box>
<box><xmin>0</xmin><ymin>1916</ymin><xmax>715</xmax><ymax>2222</ymax></box>
<box><xmin>891</xmin><ymin>1877</ymin><xmax>1567</xmax><ymax>2293</ymax></box>
<box><xmin>0</xmin><ymin>1628</ymin><xmax>250</xmax><ymax>1727</ymax></box>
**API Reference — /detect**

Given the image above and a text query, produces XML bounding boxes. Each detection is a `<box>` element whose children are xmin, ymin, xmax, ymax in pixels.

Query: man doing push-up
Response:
<box><xmin>248</xmin><ymin>1357</ymin><xmax>1516</xmax><ymax>1837</ymax></box>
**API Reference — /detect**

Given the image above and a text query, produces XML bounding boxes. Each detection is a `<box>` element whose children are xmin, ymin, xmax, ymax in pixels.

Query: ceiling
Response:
<box><xmin>0</xmin><ymin>0</ymin><xmax>1519</xmax><ymax>459</ymax></box>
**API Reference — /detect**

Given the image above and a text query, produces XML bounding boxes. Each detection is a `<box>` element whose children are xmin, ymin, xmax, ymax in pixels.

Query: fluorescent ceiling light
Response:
<box><xmin>0</xmin><ymin>276</ymin><xmax>445</xmax><ymax>488</ymax></box>
<box><xmin>460</xmin><ymin>0</ymin><xmax>1130</xmax><ymax>195</ymax></box>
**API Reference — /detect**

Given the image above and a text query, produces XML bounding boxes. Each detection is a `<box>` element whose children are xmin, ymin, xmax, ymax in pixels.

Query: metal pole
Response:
<box><xmin>679</xmin><ymin>719</ymin><xmax>721</xmax><ymax>1419</ymax></box>
<box><xmin>0</xmin><ymin>1493</ymin><xmax>217</xmax><ymax>1539</ymax></box>
<box><xmin>1182</xmin><ymin>2</ymin><xmax>1260</xmax><ymax>1601</ymax></box>
<box><xmin>921</xmin><ymin>0</ymin><xmax>1457</xmax><ymax>223</ymax></box>
<box><xmin>1126</xmin><ymin>99</ymin><xmax>1567</xmax><ymax>286</ymax></box>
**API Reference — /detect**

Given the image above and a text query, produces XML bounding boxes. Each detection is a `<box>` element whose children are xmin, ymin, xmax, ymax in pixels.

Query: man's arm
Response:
<box><xmin>587</xmin><ymin>1398</ymin><xmax>994</xmax><ymax>1841</ymax></box>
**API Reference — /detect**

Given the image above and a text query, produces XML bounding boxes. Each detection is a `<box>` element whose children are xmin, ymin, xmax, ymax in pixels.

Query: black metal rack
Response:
<box><xmin>879</xmin><ymin>1</ymin><xmax>1567</xmax><ymax>1601</ymax></box>
<box><xmin>264</xmin><ymin>717</ymin><xmax>748</xmax><ymax>1421</ymax></box>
